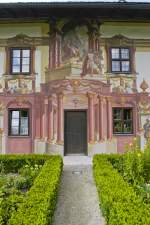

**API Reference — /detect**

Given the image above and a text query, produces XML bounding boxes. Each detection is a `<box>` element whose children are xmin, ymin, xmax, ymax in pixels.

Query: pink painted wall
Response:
<box><xmin>117</xmin><ymin>136</ymin><xmax>135</xmax><ymax>153</ymax></box>
<box><xmin>7</xmin><ymin>138</ymin><xmax>32</xmax><ymax>154</ymax></box>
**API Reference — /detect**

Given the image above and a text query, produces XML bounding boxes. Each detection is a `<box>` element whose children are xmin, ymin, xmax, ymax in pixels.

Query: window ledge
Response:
<box><xmin>113</xmin><ymin>134</ymin><xmax>134</xmax><ymax>137</ymax></box>
<box><xmin>8</xmin><ymin>135</ymin><xmax>30</xmax><ymax>138</ymax></box>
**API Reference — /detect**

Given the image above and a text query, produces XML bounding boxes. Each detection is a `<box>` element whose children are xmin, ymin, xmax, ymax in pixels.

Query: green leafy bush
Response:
<box><xmin>122</xmin><ymin>150</ymin><xmax>144</xmax><ymax>186</ymax></box>
<box><xmin>93</xmin><ymin>154</ymin><xmax>150</xmax><ymax>225</ymax></box>
<box><xmin>0</xmin><ymin>154</ymin><xmax>50</xmax><ymax>173</ymax></box>
<box><xmin>143</xmin><ymin>140</ymin><xmax>150</xmax><ymax>182</ymax></box>
<box><xmin>1</xmin><ymin>194</ymin><xmax>24</xmax><ymax>224</ymax></box>
<box><xmin>8</xmin><ymin>155</ymin><xmax>63</xmax><ymax>225</ymax></box>
<box><xmin>16</xmin><ymin>164</ymin><xmax>42</xmax><ymax>189</ymax></box>
<box><xmin>0</xmin><ymin>154</ymin><xmax>62</xmax><ymax>225</ymax></box>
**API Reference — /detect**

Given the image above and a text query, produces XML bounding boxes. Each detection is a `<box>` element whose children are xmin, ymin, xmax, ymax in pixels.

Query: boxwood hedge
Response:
<box><xmin>0</xmin><ymin>154</ymin><xmax>63</xmax><ymax>225</ymax></box>
<box><xmin>93</xmin><ymin>154</ymin><xmax>150</xmax><ymax>225</ymax></box>
<box><xmin>0</xmin><ymin>154</ymin><xmax>51</xmax><ymax>173</ymax></box>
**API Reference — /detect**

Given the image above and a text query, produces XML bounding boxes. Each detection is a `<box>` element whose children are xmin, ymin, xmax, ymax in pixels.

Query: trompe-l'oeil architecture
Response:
<box><xmin>0</xmin><ymin>2</ymin><xmax>150</xmax><ymax>155</ymax></box>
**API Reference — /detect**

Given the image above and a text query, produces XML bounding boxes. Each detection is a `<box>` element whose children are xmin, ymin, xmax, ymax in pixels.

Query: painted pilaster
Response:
<box><xmin>133</xmin><ymin>101</ymin><xmax>138</xmax><ymax>134</ymax></box>
<box><xmin>48</xmin><ymin>96</ymin><xmax>54</xmax><ymax>141</ymax></box>
<box><xmin>106</xmin><ymin>97</ymin><xmax>112</xmax><ymax>140</ymax></box>
<box><xmin>98</xmin><ymin>95</ymin><xmax>104</xmax><ymax>141</ymax></box>
<box><xmin>87</xmin><ymin>93</ymin><xmax>95</xmax><ymax>143</ymax></box>
<box><xmin>57</xmin><ymin>93</ymin><xmax>63</xmax><ymax>144</ymax></box>
<box><xmin>0</xmin><ymin>104</ymin><xmax>5</xmax><ymax>154</ymax></box>
<box><xmin>35</xmin><ymin>105</ymin><xmax>41</xmax><ymax>139</ymax></box>
<box><xmin>95</xmin><ymin>104</ymin><xmax>99</xmax><ymax>141</ymax></box>
<box><xmin>43</xmin><ymin>98</ymin><xmax>49</xmax><ymax>141</ymax></box>
<box><xmin>53</xmin><ymin>108</ymin><xmax>57</xmax><ymax>141</ymax></box>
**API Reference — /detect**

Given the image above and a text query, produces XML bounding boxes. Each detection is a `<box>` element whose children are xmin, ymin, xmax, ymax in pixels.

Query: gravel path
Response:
<box><xmin>52</xmin><ymin>162</ymin><xmax>105</xmax><ymax>225</ymax></box>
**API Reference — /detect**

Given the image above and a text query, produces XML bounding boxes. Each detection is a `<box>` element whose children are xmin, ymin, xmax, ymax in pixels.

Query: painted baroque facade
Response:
<box><xmin>0</xmin><ymin>3</ymin><xmax>150</xmax><ymax>155</ymax></box>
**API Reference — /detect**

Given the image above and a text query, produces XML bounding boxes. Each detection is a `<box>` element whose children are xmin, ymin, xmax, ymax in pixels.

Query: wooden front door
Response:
<box><xmin>64</xmin><ymin>111</ymin><xmax>87</xmax><ymax>155</ymax></box>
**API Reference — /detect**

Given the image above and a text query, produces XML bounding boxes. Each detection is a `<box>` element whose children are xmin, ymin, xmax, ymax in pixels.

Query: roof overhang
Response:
<box><xmin>0</xmin><ymin>2</ymin><xmax>150</xmax><ymax>22</ymax></box>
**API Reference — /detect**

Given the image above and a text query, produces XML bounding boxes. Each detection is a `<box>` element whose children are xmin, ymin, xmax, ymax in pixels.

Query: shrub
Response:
<box><xmin>0</xmin><ymin>154</ymin><xmax>50</xmax><ymax>173</ymax></box>
<box><xmin>1</xmin><ymin>194</ymin><xmax>24</xmax><ymax>225</ymax></box>
<box><xmin>93</xmin><ymin>155</ymin><xmax>150</xmax><ymax>225</ymax></box>
<box><xmin>122</xmin><ymin>150</ymin><xmax>144</xmax><ymax>186</ymax></box>
<box><xmin>8</xmin><ymin>155</ymin><xmax>63</xmax><ymax>225</ymax></box>
<box><xmin>143</xmin><ymin>140</ymin><xmax>150</xmax><ymax>182</ymax></box>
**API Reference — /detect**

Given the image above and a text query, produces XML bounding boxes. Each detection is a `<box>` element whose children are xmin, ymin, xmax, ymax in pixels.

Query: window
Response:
<box><xmin>11</xmin><ymin>48</ymin><xmax>31</xmax><ymax>74</ymax></box>
<box><xmin>113</xmin><ymin>108</ymin><xmax>133</xmax><ymax>134</ymax></box>
<box><xmin>9</xmin><ymin>109</ymin><xmax>29</xmax><ymax>136</ymax></box>
<box><xmin>111</xmin><ymin>48</ymin><xmax>130</xmax><ymax>73</ymax></box>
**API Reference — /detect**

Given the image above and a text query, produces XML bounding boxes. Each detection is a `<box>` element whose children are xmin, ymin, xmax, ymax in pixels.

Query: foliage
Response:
<box><xmin>0</xmin><ymin>154</ymin><xmax>50</xmax><ymax>173</ymax></box>
<box><xmin>1</xmin><ymin>194</ymin><xmax>24</xmax><ymax>225</ymax></box>
<box><xmin>0</xmin><ymin>154</ymin><xmax>61</xmax><ymax>225</ymax></box>
<box><xmin>136</xmin><ymin>183</ymin><xmax>150</xmax><ymax>204</ymax></box>
<box><xmin>123</xmin><ymin>138</ymin><xmax>144</xmax><ymax>185</ymax></box>
<box><xmin>16</xmin><ymin>164</ymin><xmax>42</xmax><ymax>189</ymax></box>
<box><xmin>93</xmin><ymin>155</ymin><xmax>150</xmax><ymax>225</ymax></box>
<box><xmin>8</xmin><ymin>155</ymin><xmax>63</xmax><ymax>225</ymax></box>
<box><xmin>143</xmin><ymin>140</ymin><xmax>150</xmax><ymax>182</ymax></box>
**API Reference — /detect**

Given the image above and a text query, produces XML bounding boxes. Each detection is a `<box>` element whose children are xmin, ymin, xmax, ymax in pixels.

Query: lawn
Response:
<box><xmin>93</xmin><ymin>139</ymin><xmax>150</xmax><ymax>225</ymax></box>
<box><xmin>0</xmin><ymin>154</ymin><xmax>63</xmax><ymax>225</ymax></box>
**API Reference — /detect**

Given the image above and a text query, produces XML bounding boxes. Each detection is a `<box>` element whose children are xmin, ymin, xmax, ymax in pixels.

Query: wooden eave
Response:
<box><xmin>0</xmin><ymin>2</ymin><xmax>150</xmax><ymax>22</ymax></box>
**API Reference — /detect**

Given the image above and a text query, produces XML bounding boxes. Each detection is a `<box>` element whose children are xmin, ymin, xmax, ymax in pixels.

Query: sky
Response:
<box><xmin>0</xmin><ymin>0</ymin><xmax>150</xmax><ymax>3</ymax></box>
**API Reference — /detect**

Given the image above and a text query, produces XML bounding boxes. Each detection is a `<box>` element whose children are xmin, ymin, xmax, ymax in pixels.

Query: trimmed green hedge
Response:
<box><xmin>93</xmin><ymin>155</ymin><xmax>150</xmax><ymax>225</ymax></box>
<box><xmin>7</xmin><ymin>155</ymin><xmax>63</xmax><ymax>225</ymax></box>
<box><xmin>0</xmin><ymin>154</ymin><xmax>51</xmax><ymax>173</ymax></box>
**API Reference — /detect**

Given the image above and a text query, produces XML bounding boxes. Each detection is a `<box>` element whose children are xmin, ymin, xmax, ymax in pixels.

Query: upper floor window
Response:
<box><xmin>113</xmin><ymin>108</ymin><xmax>133</xmax><ymax>134</ymax></box>
<box><xmin>111</xmin><ymin>48</ymin><xmax>130</xmax><ymax>73</ymax></box>
<box><xmin>11</xmin><ymin>48</ymin><xmax>31</xmax><ymax>74</ymax></box>
<box><xmin>9</xmin><ymin>109</ymin><xmax>29</xmax><ymax>136</ymax></box>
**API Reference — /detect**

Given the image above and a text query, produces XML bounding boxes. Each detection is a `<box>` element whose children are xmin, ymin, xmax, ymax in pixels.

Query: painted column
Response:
<box><xmin>95</xmin><ymin>104</ymin><xmax>99</xmax><ymax>141</ymax></box>
<box><xmin>35</xmin><ymin>104</ymin><xmax>41</xmax><ymax>139</ymax></box>
<box><xmin>88</xmin><ymin>93</ymin><xmax>95</xmax><ymax>143</ymax></box>
<box><xmin>98</xmin><ymin>95</ymin><xmax>104</xmax><ymax>141</ymax></box>
<box><xmin>0</xmin><ymin>104</ymin><xmax>5</xmax><ymax>154</ymax></box>
<box><xmin>43</xmin><ymin>98</ymin><xmax>49</xmax><ymax>141</ymax></box>
<box><xmin>57</xmin><ymin>93</ymin><xmax>63</xmax><ymax>144</ymax></box>
<box><xmin>133</xmin><ymin>102</ymin><xmax>138</xmax><ymax>134</ymax></box>
<box><xmin>53</xmin><ymin>108</ymin><xmax>57</xmax><ymax>141</ymax></box>
<box><xmin>106</xmin><ymin>97</ymin><xmax>112</xmax><ymax>140</ymax></box>
<box><xmin>48</xmin><ymin>96</ymin><xmax>54</xmax><ymax>141</ymax></box>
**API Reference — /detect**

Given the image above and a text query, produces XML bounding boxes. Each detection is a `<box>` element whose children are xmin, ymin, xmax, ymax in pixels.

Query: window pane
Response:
<box><xmin>124</xmin><ymin>109</ymin><xmax>132</xmax><ymax>120</ymax></box>
<box><xmin>20</xmin><ymin>118</ymin><xmax>28</xmax><ymax>135</ymax></box>
<box><xmin>12</xmin><ymin>65</ymin><xmax>20</xmax><ymax>73</ymax></box>
<box><xmin>22</xmin><ymin>58</ymin><xmax>30</xmax><ymax>65</ymax></box>
<box><xmin>12</xmin><ymin>118</ymin><xmax>19</xmax><ymax>126</ymax></box>
<box><xmin>123</xmin><ymin>121</ymin><xmax>132</xmax><ymax>133</ymax></box>
<box><xmin>22</xmin><ymin>50</ymin><xmax>30</xmax><ymax>57</ymax></box>
<box><xmin>13</xmin><ymin>50</ymin><xmax>21</xmax><ymax>57</ymax></box>
<box><xmin>113</xmin><ymin>121</ymin><xmax>122</xmax><ymax>133</ymax></box>
<box><xmin>13</xmin><ymin>57</ymin><xmax>20</xmax><ymax>65</ymax></box>
<box><xmin>112</xmin><ymin>61</ymin><xmax>120</xmax><ymax>72</ymax></box>
<box><xmin>113</xmin><ymin>108</ymin><xmax>122</xmax><ymax>120</ymax></box>
<box><xmin>12</xmin><ymin>111</ymin><xmax>19</xmax><ymax>119</ymax></box>
<box><xmin>111</xmin><ymin>48</ymin><xmax>119</xmax><ymax>59</ymax></box>
<box><xmin>20</xmin><ymin>110</ymin><xmax>28</xmax><ymax>135</ymax></box>
<box><xmin>122</xmin><ymin>61</ymin><xmax>130</xmax><ymax>72</ymax></box>
<box><xmin>121</xmin><ymin>49</ymin><xmax>129</xmax><ymax>59</ymax></box>
<box><xmin>22</xmin><ymin>65</ymin><xmax>30</xmax><ymax>73</ymax></box>
<box><xmin>11</xmin><ymin>126</ymin><xmax>19</xmax><ymax>135</ymax></box>
<box><xmin>21</xmin><ymin>110</ymin><xmax>28</xmax><ymax>117</ymax></box>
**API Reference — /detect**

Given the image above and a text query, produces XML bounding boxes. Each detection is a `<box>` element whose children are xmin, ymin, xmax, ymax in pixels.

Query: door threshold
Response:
<box><xmin>65</xmin><ymin>154</ymin><xmax>86</xmax><ymax>156</ymax></box>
